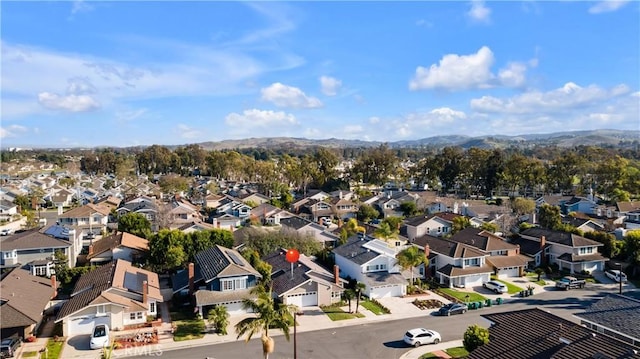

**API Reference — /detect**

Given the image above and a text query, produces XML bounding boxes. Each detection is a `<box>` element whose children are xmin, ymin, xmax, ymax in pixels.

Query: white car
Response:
<box><xmin>483</xmin><ymin>280</ymin><xmax>507</xmax><ymax>294</ymax></box>
<box><xmin>89</xmin><ymin>324</ymin><xmax>110</xmax><ymax>350</ymax></box>
<box><xmin>403</xmin><ymin>328</ymin><xmax>441</xmax><ymax>347</ymax></box>
<box><xmin>0</xmin><ymin>228</ymin><xmax>14</xmax><ymax>236</ymax></box>
<box><xmin>605</xmin><ymin>269</ymin><xmax>627</xmax><ymax>283</ymax></box>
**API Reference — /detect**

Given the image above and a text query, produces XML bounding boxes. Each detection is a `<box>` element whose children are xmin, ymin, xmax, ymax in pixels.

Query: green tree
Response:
<box><xmin>480</xmin><ymin>222</ymin><xmax>499</xmax><ymax>233</ymax></box>
<box><xmin>208</xmin><ymin>305</ymin><xmax>230</xmax><ymax>335</ymax></box>
<box><xmin>538</xmin><ymin>204</ymin><xmax>561</xmax><ymax>230</ymax></box>
<box><xmin>463</xmin><ymin>324</ymin><xmax>490</xmax><ymax>352</ymax></box>
<box><xmin>350</xmin><ymin>144</ymin><xmax>399</xmax><ymax>186</ymax></box>
<box><xmin>399</xmin><ymin>202</ymin><xmax>420</xmax><ymax>217</ymax></box>
<box><xmin>235</xmin><ymin>285</ymin><xmax>295</xmax><ymax>359</ymax></box>
<box><xmin>343</xmin><ymin>289</ymin><xmax>355</xmax><ymax>313</ymax></box>
<box><xmin>158</xmin><ymin>174</ymin><xmax>189</xmax><ymax>194</ymax></box>
<box><xmin>396</xmin><ymin>246</ymin><xmax>428</xmax><ymax>285</ymax></box>
<box><xmin>148</xmin><ymin>229</ymin><xmax>186</xmax><ymax>272</ymax></box>
<box><xmin>511</xmin><ymin>197</ymin><xmax>536</xmax><ymax>216</ymax></box>
<box><xmin>451</xmin><ymin>216</ymin><xmax>471</xmax><ymax>235</ymax></box>
<box><xmin>357</xmin><ymin>204</ymin><xmax>379</xmax><ymax>223</ymax></box>
<box><xmin>354</xmin><ymin>282</ymin><xmax>366</xmax><ymax>314</ymax></box>
<box><xmin>242</xmin><ymin>248</ymin><xmax>273</xmax><ymax>287</ymax></box>
<box><xmin>624</xmin><ymin>230</ymin><xmax>640</xmax><ymax>277</ymax></box>
<box><xmin>118</xmin><ymin>213</ymin><xmax>152</xmax><ymax>239</ymax></box>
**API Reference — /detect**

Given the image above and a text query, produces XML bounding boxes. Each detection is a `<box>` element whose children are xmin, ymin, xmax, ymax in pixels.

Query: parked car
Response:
<box><xmin>0</xmin><ymin>337</ymin><xmax>21</xmax><ymax>358</ymax></box>
<box><xmin>605</xmin><ymin>269</ymin><xmax>627</xmax><ymax>283</ymax></box>
<box><xmin>89</xmin><ymin>324</ymin><xmax>110</xmax><ymax>350</ymax></box>
<box><xmin>0</xmin><ymin>229</ymin><xmax>14</xmax><ymax>236</ymax></box>
<box><xmin>555</xmin><ymin>276</ymin><xmax>586</xmax><ymax>290</ymax></box>
<box><xmin>483</xmin><ymin>280</ymin><xmax>507</xmax><ymax>294</ymax></box>
<box><xmin>437</xmin><ymin>303</ymin><xmax>467</xmax><ymax>316</ymax></box>
<box><xmin>403</xmin><ymin>328</ymin><xmax>441</xmax><ymax>347</ymax></box>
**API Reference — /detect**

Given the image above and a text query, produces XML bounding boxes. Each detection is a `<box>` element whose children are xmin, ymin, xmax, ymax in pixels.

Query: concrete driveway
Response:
<box><xmin>64</xmin><ymin>334</ymin><xmax>98</xmax><ymax>358</ymax></box>
<box><xmin>376</xmin><ymin>292</ymin><xmax>452</xmax><ymax>317</ymax></box>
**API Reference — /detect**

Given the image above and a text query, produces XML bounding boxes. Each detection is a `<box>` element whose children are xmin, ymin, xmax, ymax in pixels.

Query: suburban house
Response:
<box><xmin>468</xmin><ymin>308</ymin><xmax>639</xmax><ymax>359</ymax></box>
<box><xmin>176</xmin><ymin>220</ymin><xmax>216</xmax><ymax>233</ymax></box>
<box><xmin>535</xmin><ymin>195</ymin><xmax>573</xmax><ymax>209</ymax></box>
<box><xmin>333</xmin><ymin>234</ymin><xmax>408</xmax><ymax>298</ymax></box>
<box><xmin>561</xmin><ymin>216</ymin><xmax>605</xmax><ymax>233</ymax></box>
<box><xmin>166</xmin><ymin>198</ymin><xmax>203</xmax><ymax>228</ymax></box>
<box><xmin>49</xmin><ymin>188</ymin><xmax>75</xmax><ymax>208</ymax></box>
<box><xmin>574</xmin><ymin>294</ymin><xmax>640</xmax><ymax>348</ymax></box>
<box><xmin>280</xmin><ymin>216</ymin><xmax>339</xmax><ymax>247</ymax></box>
<box><xmin>373</xmin><ymin>191</ymin><xmax>418</xmax><ymax>218</ymax></box>
<box><xmin>507</xmin><ymin>235</ymin><xmax>553</xmax><ymax>269</ymax></box>
<box><xmin>291</xmin><ymin>198</ymin><xmax>334</xmax><ymax>223</ymax></box>
<box><xmin>445</xmin><ymin>228</ymin><xmax>530</xmax><ymax>278</ymax></box>
<box><xmin>211</xmin><ymin>213</ymin><xmax>243</xmax><ymax>231</ymax></box>
<box><xmin>55</xmin><ymin>259</ymin><xmax>162</xmax><ymax>336</ymax></box>
<box><xmin>57</xmin><ymin>203</ymin><xmax>111</xmax><ymax>237</ymax></box>
<box><xmin>238</xmin><ymin>192</ymin><xmax>271</xmax><ymax>206</ymax></box>
<box><xmin>212</xmin><ymin>196</ymin><xmax>252</xmax><ymax>220</ymax></box>
<box><xmin>172</xmin><ymin>245</ymin><xmax>262</xmax><ymax>316</ymax></box>
<box><xmin>0</xmin><ymin>268</ymin><xmax>57</xmax><ymax>339</ymax></box>
<box><xmin>0</xmin><ymin>200</ymin><xmax>18</xmax><ymax>221</ymax></box>
<box><xmin>262</xmin><ymin>249</ymin><xmax>345</xmax><ymax>307</ymax></box>
<box><xmin>330</xmin><ymin>196</ymin><xmax>359</xmax><ymax>220</ymax></box>
<box><xmin>616</xmin><ymin>200</ymin><xmax>640</xmax><ymax>218</ymax></box>
<box><xmin>204</xmin><ymin>193</ymin><xmax>225</xmax><ymax>209</ymax></box>
<box><xmin>562</xmin><ymin>196</ymin><xmax>597</xmax><ymax>215</ymax></box>
<box><xmin>0</xmin><ymin>225</ymin><xmax>81</xmax><ymax>277</ymax></box>
<box><xmin>519</xmin><ymin>227</ymin><xmax>608</xmax><ymax>273</ymax></box>
<box><xmin>86</xmin><ymin>231</ymin><xmax>149</xmax><ymax>264</ymax></box>
<box><xmin>624</xmin><ymin>210</ymin><xmax>640</xmax><ymax>230</ymax></box>
<box><xmin>248</xmin><ymin>203</ymin><xmax>292</xmax><ymax>226</ymax></box>
<box><xmin>404</xmin><ymin>212</ymin><xmax>463</xmax><ymax>240</ymax></box>
<box><xmin>116</xmin><ymin>196</ymin><xmax>159</xmax><ymax>225</ymax></box>
<box><xmin>412</xmin><ymin>235</ymin><xmax>493</xmax><ymax>288</ymax></box>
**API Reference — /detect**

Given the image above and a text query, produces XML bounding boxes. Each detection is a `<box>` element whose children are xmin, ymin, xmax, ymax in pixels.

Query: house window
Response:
<box><xmin>221</xmin><ymin>277</ymin><xmax>247</xmax><ymax>291</ymax></box>
<box><xmin>464</xmin><ymin>258</ymin><xmax>480</xmax><ymax>266</ymax></box>
<box><xmin>96</xmin><ymin>305</ymin><xmax>106</xmax><ymax>316</ymax></box>
<box><xmin>579</xmin><ymin>247</ymin><xmax>594</xmax><ymax>255</ymax></box>
<box><xmin>438</xmin><ymin>227</ymin><xmax>441</xmax><ymax>233</ymax></box>
<box><xmin>149</xmin><ymin>302</ymin><xmax>156</xmax><ymax>313</ymax></box>
<box><xmin>443</xmin><ymin>227</ymin><xmax>449</xmax><ymax>233</ymax></box>
<box><xmin>130</xmin><ymin>312</ymin><xmax>136</xmax><ymax>320</ymax></box>
<box><xmin>137</xmin><ymin>312</ymin><xmax>143</xmax><ymax>319</ymax></box>
<box><xmin>34</xmin><ymin>266</ymin><xmax>47</xmax><ymax>276</ymax></box>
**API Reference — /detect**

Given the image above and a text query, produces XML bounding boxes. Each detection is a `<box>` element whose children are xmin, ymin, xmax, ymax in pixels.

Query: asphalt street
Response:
<box><xmin>130</xmin><ymin>285</ymin><xmax>619</xmax><ymax>359</ymax></box>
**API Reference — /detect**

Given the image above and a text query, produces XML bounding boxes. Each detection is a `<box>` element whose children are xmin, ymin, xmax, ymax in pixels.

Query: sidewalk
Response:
<box><xmin>399</xmin><ymin>339</ymin><xmax>464</xmax><ymax>359</ymax></box>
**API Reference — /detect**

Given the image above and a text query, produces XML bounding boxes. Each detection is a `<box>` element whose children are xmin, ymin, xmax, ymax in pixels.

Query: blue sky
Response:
<box><xmin>1</xmin><ymin>1</ymin><xmax>639</xmax><ymax>148</ymax></box>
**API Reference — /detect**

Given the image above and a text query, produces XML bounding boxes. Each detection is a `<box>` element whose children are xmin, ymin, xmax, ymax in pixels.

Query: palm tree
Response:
<box><xmin>235</xmin><ymin>285</ymin><xmax>295</xmax><ymax>359</ymax></box>
<box><xmin>354</xmin><ymin>282</ymin><xmax>366</xmax><ymax>314</ymax></box>
<box><xmin>343</xmin><ymin>289</ymin><xmax>355</xmax><ymax>313</ymax></box>
<box><xmin>396</xmin><ymin>246</ymin><xmax>429</xmax><ymax>286</ymax></box>
<box><xmin>208</xmin><ymin>305</ymin><xmax>230</xmax><ymax>335</ymax></box>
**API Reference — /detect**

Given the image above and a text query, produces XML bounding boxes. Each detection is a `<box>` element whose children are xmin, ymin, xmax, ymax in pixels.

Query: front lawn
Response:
<box><xmin>170</xmin><ymin>310</ymin><xmax>206</xmax><ymax>341</ymax></box>
<box><xmin>360</xmin><ymin>300</ymin><xmax>387</xmax><ymax>315</ymax></box>
<box><xmin>419</xmin><ymin>347</ymin><xmax>469</xmax><ymax>359</ymax></box>
<box><xmin>526</xmin><ymin>272</ymin><xmax>547</xmax><ymax>285</ymax></box>
<box><xmin>439</xmin><ymin>288</ymin><xmax>486</xmax><ymax>302</ymax></box>
<box><xmin>42</xmin><ymin>338</ymin><xmax>64</xmax><ymax>359</ymax></box>
<box><xmin>321</xmin><ymin>305</ymin><xmax>365</xmax><ymax>321</ymax></box>
<box><xmin>490</xmin><ymin>276</ymin><xmax>524</xmax><ymax>294</ymax></box>
<box><xmin>22</xmin><ymin>351</ymin><xmax>38</xmax><ymax>358</ymax></box>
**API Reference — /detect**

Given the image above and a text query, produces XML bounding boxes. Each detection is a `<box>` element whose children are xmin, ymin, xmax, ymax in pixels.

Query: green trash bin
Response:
<box><xmin>496</xmin><ymin>297</ymin><xmax>503</xmax><ymax>305</ymax></box>
<box><xmin>485</xmin><ymin>299</ymin><xmax>492</xmax><ymax>307</ymax></box>
<box><xmin>478</xmin><ymin>301</ymin><xmax>483</xmax><ymax>309</ymax></box>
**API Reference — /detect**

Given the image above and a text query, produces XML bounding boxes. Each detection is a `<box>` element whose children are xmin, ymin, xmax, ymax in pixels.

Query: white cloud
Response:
<box><xmin>588</xmin><ymin>0</ymin><xmax>630</xmax><ymax>14</ymax></box>
<box><xmin>319</xmin><ymin>76</ymin><xmax>342</xmax><ymax>96</ymax></box>
<box><xmin>392</xmin><ymin>107</ymin><xmax>468</xmax><ymax>138</ymax></box>
<box><xmin>343</xmin><ymin>125</ymin><xmax>364</xmax><ymax>134</ymax></box>
<box><xmin>498</xmin><ymin>62</ymin><xmax>528</xmax><ymax>88</ymax></box>
<box><xmin>260</xmin><ymin>83</ymin><xmax>323</xmax><ymax>109</ymax></box>
<box><xmin>38</xmin><ymin>92</ymin><xmax>100</xmax><ymax>112</ymax></box>
<box><xmin>0</xmin><ymin>125</ymin><xmax>29</xmax><ymax>139</ymax></box>
<box><xmin>467</xmin><ymin>0</ymin><xmax>491</xmax><ymax>24</ymax></box>
<box><xmin>369</xmin><ymin>116</ymin><xmax>380</xmax><ymax>124</ymax></box>
<box><xmin>177</xmin><ymin>124</ymin><xmax>200</xmax><ymax>139</ymax></box>
<box><xmin>410</xmin><ymin>47</ymin><xmax>534</xmax><ymax>91</ymax></box>
<box><xmin>225</xmin><ymin>109</ymin><xmax>297</xmax><ymax>127</ymax></box>
<box><xmin>71</xmin><ymin>0</ymin><xmax>93</xmax><ymax>15</ymax></box>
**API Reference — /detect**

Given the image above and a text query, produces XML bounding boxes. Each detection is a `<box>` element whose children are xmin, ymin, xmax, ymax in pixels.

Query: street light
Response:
<box><xmin>293</xmin><ymin>311</ymin><xmax>304</xmax><ymax>359</ymax></box>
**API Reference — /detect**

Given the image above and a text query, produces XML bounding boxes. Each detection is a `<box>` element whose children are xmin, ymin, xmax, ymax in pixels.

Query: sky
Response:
<box><xmin>1</xmin><ymin>1</ymin><xmax>639</xmax><ymax>148</ymax></box>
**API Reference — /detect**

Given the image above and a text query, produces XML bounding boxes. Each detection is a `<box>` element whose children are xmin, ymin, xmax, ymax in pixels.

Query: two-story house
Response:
<box><xmin>333</xmin><ymin>234</ymin><xmax>408</xmax><ymax>298</ymax></box>
<box><xmin>519</xmin><ymin>227</ymin><xmax>607</xmax><ymax>273</ymax></box>
<box><xmin>404</xmin><ymin>212</ymin><xmax>462</xmax><ymax>240</ymax></box>
<box><xmin>58</xmin><ymin>203</ymin><xmax>111</xmax><ymax>237</ymax></box>
<box><xmin>412</xmin><ymin>235</ymin><xmax>493</xmax><ymax>288</ymax></box>
<box><xmin>86</xmin><ymin>231</ymin><xmax>149</xmax><ymax>264</ymax></box>
<box><xmin>263</xmin><ymin>249</ymin><xmax>345</xmax><ymax>307</ymax></box>
<box><xmin>0</xmin><ymin>200</ymin><xmax>18</xmax><ymax>221</ymax></box>
<box><xmin>172</xmin><ymin>245</ymin><xmax>262</xmax><ymax>316</ymax></box>
<box><xmin>116</xmin><ymin>196</ymin><xmax>159</xmax><ymax>231</ymax></box>
<box><xmin>248</xmin><ymin>203</ymin><xmax>293</xmax><ymax>226</ymax></box>
<box><xmin>562</xmin><ymin>196</ymin><xmax>597</xmax><ymax>216</ymax></box>
<box><xmin>280</xmin><ymin>216</ymin><xmax>339</xmax><ymax>247</ymax></box>
<box><xmin>291</xmin><ymin>198</ymin><xmax>334</xmax><ymax>223</ymax></box>
<box><xmin>55</xmin><ymin>259</ymin><xmax>162</xmax><ymax>336</ymax></box>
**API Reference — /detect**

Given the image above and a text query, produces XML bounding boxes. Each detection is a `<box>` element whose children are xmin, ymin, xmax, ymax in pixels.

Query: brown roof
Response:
<box><xmin>0</xmin><ymin>228</ymin><xmax>71</xmax><ymax>251</ymax></box>
<box><xmin>468</xmin><ymin>308</ymin><xmax>640</xmax><ymax>359</ymax></box>
<box><xmin>557</xmin><ymin>252</ymin><xmax>608</xmax><ymax>263</ymax></box>
<box><xmin>0</xmin><ymin>268</ymin><xmax>53</xmax><ymax>329</ymax></box>
<box><xmin>434</xmin><ymin>212</ymin><xmax>463</xmax><ymax>222</ymax></box>
<box><xmin>59</xmin><ymin>203</ymin><xmax>111</xmax><ymax>218</ymax></box>
<box><xmin>449</xmin><ymin>228</ymin><xmax>518</xmax><ymax>252</ymax></box>
<box><xmin>486</xmin><ymin>255</ymin><xmax>530</xmax><ymax>269</ymax></box>
<box><xmin>87</xmin><ymin>232</ymin><xmax>149</xmax><ymax>259</ymax></box>
<box><xmin>413</xmin><ymin>235</ymin><xmax>485</xmax><ymax>259</ymax></box>
<box><xmin>194</xmin><ymin>288</ymin><xmax>257</xmax><ymax>307</ymax></box>
<box><xmin>616</xmin><ymin>201</ymin><xmax>640</xmax><ymax>213</ymax></box>
<box><xmin>438</xmin><ymin>264</ymin><xmax>493</xmax><ymax>277</ymax></box>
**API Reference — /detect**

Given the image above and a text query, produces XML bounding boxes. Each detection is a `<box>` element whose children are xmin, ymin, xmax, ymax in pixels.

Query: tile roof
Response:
<box><xmin>0</xmin><ymin>228</ymin><xmax>71</xmax><ymax>251</ymax></box>
<box><xmin>194</xmin><ymin>245</ymin><xmax>261</xmax><ymax>283</ymax></box>
<box><xmin>332</xmin><ymin>235</ymin><xmax>381</xmax><ymax>265</ymax></box>
<box><xmin>616</xmin><ymin>201</ymin><xmax>640</xmax><ymax>213</ymax></box>
<box><xmin>0</xmin><ymin>268</ymin><xmax>53</xmax><ymax>329</ymax></box>
<box><xmin>437</xmin><ymin>264</ymin><xmax>493</xmax><ymax>277</ymax></box>
<box><xmin>575</xmin><ymin>294</ymin><xmax>640</xmax><ymax>342</ymax></box>
<box><xmin>59</xmin><ymin>203</ymin><xmax>111</xmax><ymax>217</ymax></box>
<box><xmin>468</xmin><ymin>308</ymin><xmax>640</xmax><ymax>359</ymax></box>
<box><xmin>448</xmin><ymin>227</ymin><xmax>517</xmax><ymax>252</ymax></box>
<box><xmin>520</xmin><ymin>228</ymin><xmax>602</xmax><ymax>247</ymax></box>
<box><xmin>87</xmin><ymin>232</ymin><xmax>149</xmax><ymax>259</ymax></box>
<box><xmin>486</xmin><ymin>255</ymin><xmax>530</xmax><ymax>269</ymax></box>
<box><xmin>57</xmin><ymin>262</ymin><xmax>116</xmax><ymax>320</ymax></box>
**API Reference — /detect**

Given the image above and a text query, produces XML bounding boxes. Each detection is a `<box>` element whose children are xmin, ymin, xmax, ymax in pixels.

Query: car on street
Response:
<box><xmin>483</xmin><ymin>280</ymin><xmax>507</xmax><ymax>294</ymax></box>
<box><xmin>0</xmin><ymin>229</ymin><xmax>14</xmax><ymax>236</ymax></box>
<box><xmin>437</xmin><ymin>303</ymin><xmax>467</xmax><ymax>316</ymax></box>
<box><xmin>89</xmin><ymin>324</ymin><xmax>110</xmax><ymax>350</ymax></box>
<box><xmin>605</xmin><ymin>269</ymin><xmax>627</xmax><ymax>283</ymax></box>
<box><xmin>555</xmin><ymin>276</ymin><xmax>586</xmax><ymax>290</ymax></box>
<box><xmin>403</xmin><ymin>328</ymin><xmax>441</xmax><ymax>347</ymax></box>
<box><xmin>0</xmin><ymin>337</ymin><xmax>21</xmax><ymax>358</ymax></box>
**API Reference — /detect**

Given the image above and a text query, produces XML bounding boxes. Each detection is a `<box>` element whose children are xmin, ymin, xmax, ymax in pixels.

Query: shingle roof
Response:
<box><xmin>468</xmin><ymin>308</ymin><xmax>640</xmax><ymax>359</ymax></box>
<box><xmin>575</xmin><ymin>294</ymin><xmax>640</xmax><ymax>342</ymax></box>
<box><xmin>172</xmin><ymin>265</ymin><xmax>203</xmax><ymax>293</ymax></box>
<box><xmin>87</xmin><ymin>232</ymin><xmax>148</xmax><ymax>259</ymax></box>
<box><xmin>0</xmin><ymin>268</ymin><xmax>53</xmax><ymax>329</ymax></box>
<box><xmin>194</xmin><ymin>288</ymin><xmax>257</xmax><ymax>307</ymax></box>
<box><xmin>507</xmin><ymin>236</ymin><xmax>550</xmax><ymax>256</ymax></box>
<box><xmin>437</xmin><ymin>264</ymin><xmax>493</xmax><ymax>277</ymax></box>
<box><xmin>0</xmin><ymin>228</ymin><xmax>71</xmax><ymax>251</ymax></box>
<box><xmin>616</xmin><ymin>201</ymin><xmax>640</xmax><ymax>213</ymax></box>
<box><xmin>448</xmin><ymin>227</ymin><xmax>517</xmax><ymax>252</ymax></box>
<box><xmin>362</xmin><ymin>272</ymin><xmax>407</xmax><ymax>287</ymax></box>
<box><xmin>263</xmin><ymin>250</ymin><xmax>310</xmax><ymax>295</ymax></box>
<box><xmin>557</xmin><ymin>252</ymin><xmax>608</xmax><ymax>263</ymax></box>
<box><xmin>486</xmin><ymin>255</ymin><xmax>530</xmax><ymax>269</ymax></box>
<box><xmin>280</xmin><ymin>216</ymin><xmax>315</xmax><ymax>231</ymax></box>
<box><xmin>194</xmin><ymin>245</ymin><xmax>261</xmax><ymax>283</ymax></box>
<box><xmin>332</xmin><ymin>235</ymin><xmax>380</xmax><ymax>265</ymax></box>
<box><xmin>520</xmin><ymin>228</ymin><xmax>602</xmax><ymax>247</ymax></box>
<box><xmin>57</xmin><ymin>263</ymin><xmax>116</xmax><ymax>320</ymax></box>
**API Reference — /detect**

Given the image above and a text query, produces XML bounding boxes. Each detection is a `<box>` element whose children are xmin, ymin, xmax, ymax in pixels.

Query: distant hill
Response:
<box><xmin>192</xmin><ymin>129</ymin><xmax>639</xmax><ymax>151</ymax></box>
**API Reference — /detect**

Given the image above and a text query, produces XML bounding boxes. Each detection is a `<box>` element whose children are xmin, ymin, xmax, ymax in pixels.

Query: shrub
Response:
<box><xmin>367</xmin><ymin>298</ymin><xmax>390</xmax><ymax>314</ymax></box>
<box><xmin>463</xmin><ymin>324</ymin><xmax>490</xmax><ymax>352</ymax></box>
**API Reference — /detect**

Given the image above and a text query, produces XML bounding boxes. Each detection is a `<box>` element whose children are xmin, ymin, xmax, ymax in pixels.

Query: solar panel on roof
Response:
<box><xmin>228</xmin><ymin>251</ymin><xmax>245</xmax><ymax>266</ymax></box>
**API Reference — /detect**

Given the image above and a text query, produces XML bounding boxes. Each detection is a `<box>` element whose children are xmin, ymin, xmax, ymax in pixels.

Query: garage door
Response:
<box><xmin>285</xmin><ymin>292</ymin><xmax>317</xmax><ymax>307</ymax></box>
<box><xmin>497</xmin><ymin>268</ymin><xmax>520</xmax><ymax>279</ymax></box>
<box><xmin>369</xmin><ymin>285</ymin><xmax>403</xmax><ymax>299</ymax></box>
<box><xmin>463</xmin><ymin>275</ymin><xmax>487</xmax><ymax>288</ymax></box>
<box><xmin>221</xmin><ymin>301</ymin><xmax>248</xmax><ymax>315</ymax></box>
<box><xmin>67</xmin><ymin>315</ymin><xmax>110</xmax><ymax>336</ymax></box>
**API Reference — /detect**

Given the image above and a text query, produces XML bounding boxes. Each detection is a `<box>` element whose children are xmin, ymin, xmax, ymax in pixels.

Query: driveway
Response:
<box><xmin>376</xmin><ymin>292</ymin><xmax>452</xmax><ymax>317</ymax></box>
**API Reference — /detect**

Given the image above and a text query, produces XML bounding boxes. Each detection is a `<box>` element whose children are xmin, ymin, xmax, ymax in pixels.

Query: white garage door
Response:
<box><xmin>67</xmin><ymin>315</ymin><xmax>110</xmax><ymax>336</ymax></box>
<box><xmin>285</xmin><ymin>292</ymin><xmax>317</xmax><ymax>307</ymax></box>
<box><xmin>463</xmin><ymin>275</ymin><xmax>487</xmax><ymax>288</ymax></box>
<box><xmin>497</xmin><ymin>268</ymin><xmax>520</xmax><ymax>279</ymax></box>
<box><xmin>222</xmin><ymin>301</ymin><xmax>248</xmax><ymax>315</ymax></box>
<box><xmin>369</xmin><ymin>285</ymin><xmax>403</xmax><ymax>299</ymax></box>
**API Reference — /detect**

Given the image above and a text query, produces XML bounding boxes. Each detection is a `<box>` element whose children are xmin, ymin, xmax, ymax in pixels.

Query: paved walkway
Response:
<box><xmin>399</xmin><ymin>339</ymin><xmax>464</xmax><ymax>359</ymax></box>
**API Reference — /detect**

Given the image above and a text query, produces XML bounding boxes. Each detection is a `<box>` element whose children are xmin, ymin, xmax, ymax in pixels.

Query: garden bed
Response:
<box><xmin>114</xmin><ymin>330</ymin><xmax>159</xmax><ymax>349</ymax></box>
<box><xmin>412</xmin><ymin>299</ymin><xmax>444</xmax><ymax>310</ymax></box>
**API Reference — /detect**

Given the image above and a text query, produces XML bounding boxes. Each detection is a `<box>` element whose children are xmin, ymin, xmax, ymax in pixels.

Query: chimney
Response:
<box><xmin>142</xmin><ymin>280</ymin><xmax>148</xmax><ymax>304</ymax></box>
<box><xmin>188</xmin><ymin>262</ymin><xmax>195</xmax><ymax>295</ymax></box>
<box><xmin>88</xmin><ymin>244</ymin><xmax>94</xmax><ymax>256</ymax></box>
<box><xmin>424</xmin><ymin>244</ymin><xmax>430</xmax><ymax>258</ymax></box>
<box><xmin>50</xmin><ymin>274</ymin><xmax>58</xmax><ymax>299</ymax></box>
<box><xmin>540</xmin><ymin>236</ymin><xmax>546</xmax><ymax>249</ymax></box>
<box><xmin>333</xmin><ymin>265</ymin><xmax>340</xmax><ymax>285</ymax></box>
